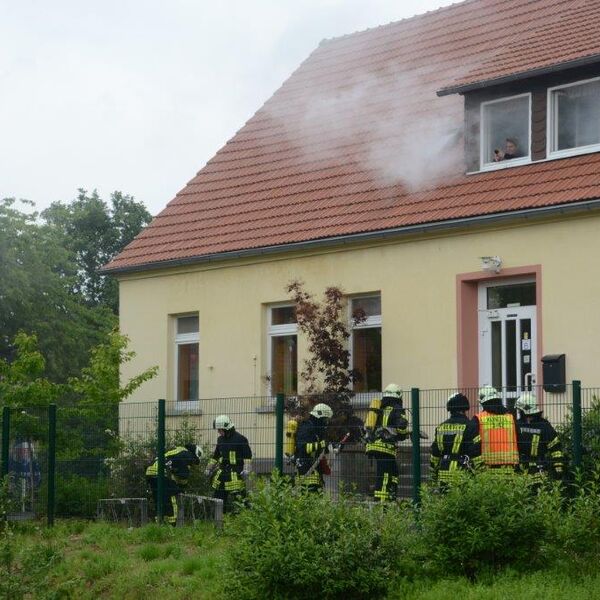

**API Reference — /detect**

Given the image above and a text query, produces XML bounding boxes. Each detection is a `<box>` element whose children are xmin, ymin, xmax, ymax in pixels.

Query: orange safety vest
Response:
<box><xmin>475</xmin><ymin>411</ymin><xmax>519</xmax><ymax>466</ymax></box>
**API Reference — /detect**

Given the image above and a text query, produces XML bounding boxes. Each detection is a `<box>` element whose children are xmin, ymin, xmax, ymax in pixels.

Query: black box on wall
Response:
<box><xmin>542</xmin><ymin>354</ymin><xmax>566</xmax><ymax>393</ymax></box>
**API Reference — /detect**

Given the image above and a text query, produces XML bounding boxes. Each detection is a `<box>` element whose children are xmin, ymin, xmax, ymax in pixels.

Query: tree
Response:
<box><xmin>286</xmin><ymin>280</ymin><xmax>366</xmax><ymax>437</ymax></box>
<box><xmin>0</xmin><ymin>198</ymin><xmax>115</xmax><ymax>382</ymax></box>
<box><xmin>42</xmin><ymin>189</ymin><xmax>152</xmax><ymax>312</ymax></box>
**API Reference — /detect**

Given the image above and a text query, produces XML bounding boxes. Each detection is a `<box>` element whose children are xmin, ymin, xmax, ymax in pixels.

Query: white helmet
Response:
<box><xmin>310</xmin><ymin>403</ymin><xmax>333</xmax><ymax>419</ymax></box>
<box><xmin>383</xmin><ymin>383</ymin><xmax>403</xmax><ymax>400</ymax></box>
<box><xmin>515</xmin><ymin>392</ymin><xmax>541</xmax><ymax>415</ymax></box>
<box><xmin>478</xmin><ymin>385</ymin><xmax>501</xmax><ymax>405</ymax></box>
<box><xmin>185</xmin><ymin>443</ymin><xmax>203</xmax><ymax>460</ymax></box>
<box><xmin>213</xmin><ymin>414</ymin><xmax>234</xmax><ymax>431</ymax></box>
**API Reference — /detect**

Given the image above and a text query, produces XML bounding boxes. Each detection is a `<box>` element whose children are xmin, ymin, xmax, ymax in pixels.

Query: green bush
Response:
<box><xmin>550</xmin><ymin>473</ymin><xmax>600</xmax><ymax>564</ymax></box>
<box><xmin>559</xmin><ymin>396</ymin><xmax>600</xmax><ymax>481</ymax></box>
<box><xmin>418</xmin><ymin>472</ymin><xmax>561</xmax><ymax>579</ymax></box>
<box><xmin>222</xmin><ymin>474</ymin><xmax>418</xmax><ymax>600</ymax></box>
<box><xmin>53</xmin><ymin>474</ymin><xmax>109</xmax><ymax>517</ymax></box>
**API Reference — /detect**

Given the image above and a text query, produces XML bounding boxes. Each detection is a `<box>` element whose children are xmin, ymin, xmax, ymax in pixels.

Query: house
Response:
<box><xmin>104</xmin><ymin>0</ymin><xmax>600</xmax><ymax>423</ymax></box>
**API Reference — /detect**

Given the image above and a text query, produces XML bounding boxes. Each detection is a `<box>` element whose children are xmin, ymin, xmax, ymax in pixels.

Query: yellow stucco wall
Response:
<box><xmin>118</xmin><ymin>212</ymin><xmax>600</xmax><ymax>406</ymax></box>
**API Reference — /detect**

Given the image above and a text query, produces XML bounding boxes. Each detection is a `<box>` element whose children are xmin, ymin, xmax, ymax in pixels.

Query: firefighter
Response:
<box><xmin>146</xmin><ymin>443</ymin><xmax>203</xmax><ymax>524</ymax></box>
<box><xmin>294</xmin><ymin>403</ymin><xmax>333</xmax><ymax>492</ymax></box>
<box><xmin>364</xmin><ymin>383</ymin><xmax>409</xmax><ymax>502</ymax></box>
<box><xmin>205</xmin><ymin>415</ymin><xmax>253</xmax><ymax>513</ymax></box>
<box><xmin>430</xmin><ymin>393</ymin><xmax>482</xmax><ymax>486</ymax></box>
<box><xmin>472</xmin><ymin>386</ymin><xmax>519</xmax><ymax>473</ymax></box>
<box><xmin>515</xmin><ymin>392</ymin><xmax>564</xmax><ymax>481</ymax></box>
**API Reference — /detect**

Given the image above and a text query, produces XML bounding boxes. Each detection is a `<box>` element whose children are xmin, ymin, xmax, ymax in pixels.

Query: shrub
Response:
<box><xmin>221</xmin><ymin>473</ymin><xmax>418</xmax><ymax>600</ymax></box>
<box><xmin>418</xmin><ymin>471</ymin><xmax>561</xmax><ymax>579</ymax></box>
<box><xmin>53</xmin><ymin>474</ymin><xmax>109</xmax><ymax>517</ymax></box>
<box><xmin>550</xmin><ymin>472</ymin><xmax>600</xmax><ymax>563</ymax></box>
<box><xmin>559</xmin><ymin>396</ymin><xmax>600</xmax><ymax>481</ymax></box>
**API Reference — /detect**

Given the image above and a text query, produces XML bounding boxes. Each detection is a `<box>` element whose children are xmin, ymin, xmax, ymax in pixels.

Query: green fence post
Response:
<box><xmin>1</xmin><ymin>407</ymin><xmax>9</xmax><ymax>479</ymax></box>
<box><xmin>572</xmin><ymin>380</ymin><xmax>582</xmax><ymax>470</ymax></box>
<box><xmin>156</xmin><ymin>399</ymin><xmax>166</xmax><ymax>523</ymax></box>
<box><xmin>275</xmin><ymin>393</ymin><xmax>284</xmax><ymax>475</ymax></box>
<box><xmin>47</xmin><ymin>404</ymin><xmax>56</xmax><ymax>527</ymax></box>
<box><xmin>411</xmin><ymin>388</ymin><xmax>421</xmax><ymax>505</ymax></box>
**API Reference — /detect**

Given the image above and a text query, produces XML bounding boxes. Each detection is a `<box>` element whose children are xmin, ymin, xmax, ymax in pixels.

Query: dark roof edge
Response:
<box><xmin>437</xmin><ymin>53</ymin><xmax>600</xmax><ymax>97</ymax></box>
<box><xmin>102</xmin><ymin>198</ymin><xmax>600</xmax><ymax>276</ymax></box>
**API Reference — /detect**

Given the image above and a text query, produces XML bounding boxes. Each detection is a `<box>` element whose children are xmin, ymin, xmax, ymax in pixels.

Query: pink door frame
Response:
<box><xmin>456</xmin><ymin>265</ymin><xmax>543</xmax><ymax>389</ymax></box>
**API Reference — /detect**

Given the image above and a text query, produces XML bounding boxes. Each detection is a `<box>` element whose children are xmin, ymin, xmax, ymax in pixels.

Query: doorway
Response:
<box><xmin>478</xmin><ymin>279</ymin><xmax>537</xmax><ymax>400</ymax></box>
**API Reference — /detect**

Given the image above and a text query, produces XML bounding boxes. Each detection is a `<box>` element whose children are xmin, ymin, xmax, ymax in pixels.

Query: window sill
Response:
<box><xmin>478</xmin><ymin>157</ymin><xmax>531</xmax><ymax>172</ymax></box>
<box><xmin>548</xmin><ymin>144</ymin><xmax>600</xmax><ymax>161</ymax></box>
<box><xmin>167</xmin><ymin>401</ymin><xmax>203</xmax><ymax>416</ymax></box>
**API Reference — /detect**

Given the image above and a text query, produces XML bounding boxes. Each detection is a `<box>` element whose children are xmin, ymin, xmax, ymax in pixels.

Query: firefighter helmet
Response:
<box><xmin>515</xmin><ymin>392</ymin><xmax>541</xmax><ymax>415</ymax></box>
<box><xmin>447</xmin><ymin>393</ymin><xmax>470</xmax><ymax>413</ymax></box>
<box><xmin>185</xmin><ymin>443</ymin><xmax>204</xmax><ymax>460</ymax></box>
<box><xmin>310</xmin><ymin>403</ymin><xmax>333</xmax><ymax>420</ymax></box>
<box><xmin>478</xmin><ymin>385</ymin><xmax>501</xmax><ymax>405</ymax></box>
<box><xmin>383</xmin><ymin>383</ymin><xmax>403</xmax><ymax>400</ymax></box>
<box><xmin>213</xmin><ymin>414</ymin><xmax>234</xmax><ymax>430</ymax></box>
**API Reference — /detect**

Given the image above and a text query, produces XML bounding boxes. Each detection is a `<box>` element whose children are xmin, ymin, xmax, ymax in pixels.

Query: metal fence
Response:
<box><xmin>2</xmin><ymin>381</ymin><xmax>598</xmax><ymax>524</ymax></box>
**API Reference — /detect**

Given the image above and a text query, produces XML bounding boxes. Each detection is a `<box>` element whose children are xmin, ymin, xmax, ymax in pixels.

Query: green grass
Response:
<box><xmin>5</xmin><ymin>520</ymin><xmax>228</xmax><ymax>600</ymax></box>
<box><xmin>4</xmin><ymin>520</ymin><xmax>600</xmax><ymax>599</ymax></box>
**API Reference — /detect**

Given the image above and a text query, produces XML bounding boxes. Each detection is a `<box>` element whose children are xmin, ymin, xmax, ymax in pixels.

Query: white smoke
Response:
<box><xmin>265</xmin><ymin>61</ymin><xmax>465</xmax><ymax>193</ymax></box>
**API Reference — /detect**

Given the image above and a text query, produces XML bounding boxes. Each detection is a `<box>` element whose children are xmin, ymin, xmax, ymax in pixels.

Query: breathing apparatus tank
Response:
<box><xmin>284</xmin><ymin>418</ymin><xmax>298</xmax><ymax>458</ymax></box>
<box><xmin>365</xmin><ymin>397</ymin><xmax>381</xmax><ymax>429</ymax></box>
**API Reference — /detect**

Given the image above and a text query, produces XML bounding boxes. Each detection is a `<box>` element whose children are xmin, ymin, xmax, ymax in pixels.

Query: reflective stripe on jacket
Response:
<box><xmin>475</xmin><ymin>411</ymin><xmax>519</xmax><ymax>466</ymax></box>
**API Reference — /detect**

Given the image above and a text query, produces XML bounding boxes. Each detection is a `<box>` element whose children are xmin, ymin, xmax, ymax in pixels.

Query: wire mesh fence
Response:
<box><xmin>2</xmin><ymin>381</ymin><xmax>598</xmax><ymax>523</ymax></box>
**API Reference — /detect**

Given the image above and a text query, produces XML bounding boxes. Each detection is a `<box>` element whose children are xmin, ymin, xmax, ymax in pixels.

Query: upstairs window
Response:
<box><xmin>480</xmin><ymin>94</ymin><xmax>531</xmax><ymax>169</ymax></box>
<box><xmin>548</xmin><ymin>77</ymin><xmax>600</xmax><ymax>157</ymax></box>
<box><xmin>351</xmin><ymin>295</ymin><xmax>382</xmax><ymax>393</ymax></box>
<box><xmin>175</xmin><ymin>315</ymin><xmax>199</xmax><ymax>402</ymax></box>
<box><xmin>268</xmin><ymin>305</ymin><xmax>298</xmax><ymax>396</ymax></box>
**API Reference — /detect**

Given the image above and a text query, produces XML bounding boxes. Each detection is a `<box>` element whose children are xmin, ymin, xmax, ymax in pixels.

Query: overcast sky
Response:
<box><xmin>1</xmin><ymin>0</ymin><xmax>458</xmax><ymax>216</ymax></box>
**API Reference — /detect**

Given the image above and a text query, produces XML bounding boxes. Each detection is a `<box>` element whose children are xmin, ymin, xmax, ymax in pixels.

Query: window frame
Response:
<box><xmin>349</xmin><ymin>294</ymin><xmax>382</xmax><ymax>396</ymax></box>
<box><xmin>173</xmin><ymin>314</ymin><xmax>200</xmax><ymax>406</ymax></box>
<box><xmin>479</xmin><ymin>92</ymin><xmax>532</xmax><ymax>172</ymax></box>
<box><xmin>267</xmin><ymin>304</ymin><xmax>298</xmax><ymax>396</ymax></box>
<box><xmin>547</xmin><ymin>75</ymin><xmax>600</xmax><ymax>160</ymax></box>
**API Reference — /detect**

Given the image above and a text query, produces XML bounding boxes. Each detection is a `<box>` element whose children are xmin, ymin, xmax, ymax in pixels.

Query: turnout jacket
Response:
<box><xmin>208</xmin><ymin>430</ymin><xmax>252</xmax><ymax>492</ymax></box>
<box><xmin>365</xmin><ymin>398</ymin><xmax>409</xmax><ymax>457</ymax></box>
<box><xmin>430</xmin><ymin>414</ymin><xmax>482</xmax><ymax>482</ymax></box>
<box><xmin>145</xmin><ymin>446</ymin><xmax>200</xmax><ymax>486</ymax></box>
<box><xmin>295</xmin><ymin>416</ymin><xmax>328</xmax><ymax>475</ymax></box>
<box><xmin>517</xmin><ymin>415</ymin><xmax>564</xmax><ymax>477</ymax></box>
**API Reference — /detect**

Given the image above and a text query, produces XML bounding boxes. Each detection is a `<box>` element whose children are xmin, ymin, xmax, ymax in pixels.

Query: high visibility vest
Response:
<box><xmin>476</xmin><ymin>411</ymin><xmax>518</xmax><ymax>466</ymax></box>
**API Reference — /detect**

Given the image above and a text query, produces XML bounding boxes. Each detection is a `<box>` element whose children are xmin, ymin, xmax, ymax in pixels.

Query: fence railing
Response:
<box><xmin>2</xmin><ymin>381</ymin><xmax>599</xmax><ymax>524</ymax></box>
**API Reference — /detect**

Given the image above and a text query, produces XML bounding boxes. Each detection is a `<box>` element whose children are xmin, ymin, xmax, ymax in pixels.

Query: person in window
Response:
<box><xmin>205</xmin><ymin>415</ymin><xmax>252</xmax><ymax>512</ymax></box>
<box><xmin>493</xmin><ymin>138</ymin><xmax>521</xmax><ymax>162</ymax></box>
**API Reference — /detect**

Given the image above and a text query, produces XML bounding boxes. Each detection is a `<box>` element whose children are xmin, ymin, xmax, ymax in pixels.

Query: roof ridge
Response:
<box><xmin>319</xmin><ymin>0</ymin><xmax>476</xmax><ymax>45</ymax></box>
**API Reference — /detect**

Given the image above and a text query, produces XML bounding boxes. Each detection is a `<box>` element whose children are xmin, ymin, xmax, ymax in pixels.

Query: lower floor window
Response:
<box><xmin>177</xmin><ymin>342</ymin><xmax>199</xmax><ymax>401</ymax></box>
<box><xmin>352</xmin><ymin>327</ymin><xmax>382</xmax><ymax>393</ymax></box>
<box><xmin>271</xmin><ymin>334</ymin><xmax>297</xmax><ymax>395</ymax></box>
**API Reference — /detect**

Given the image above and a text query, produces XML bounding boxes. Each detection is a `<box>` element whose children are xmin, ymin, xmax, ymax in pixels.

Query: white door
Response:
<box><xmin>478</xmin><ymin>280</ymin><xmax>537</xmax><ymax>401</ymax></box>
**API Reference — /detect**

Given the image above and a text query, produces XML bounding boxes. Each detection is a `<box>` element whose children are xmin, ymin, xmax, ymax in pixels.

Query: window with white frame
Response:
<box><xmin>480</xmin><ymin>94</ymin><xmax>531</xmax><ymax>169</ymax></box>
<box><xmin>175</xmin><ymin>315</ymin><xmax>199</xmax><ymax>402</ymax></box>
<box><xmin>351</xmin><ymin>295</ymin><xmax>382</xmax><ymax>393</ymax></box>
<box><xmin>268</xmin><ymin>306</ymin><xmax>298</xmax><ymax>395</ymax></box>
<box><xmin>548</xmin><ymin>77</ymin><xmax>600</xmax><ymax>157</ymax></box>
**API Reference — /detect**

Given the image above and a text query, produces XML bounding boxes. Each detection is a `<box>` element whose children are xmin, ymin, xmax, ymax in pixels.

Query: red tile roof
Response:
<box><xmin>106</xmin><ymin>0</ymin><xmax>600</xmax><ymax>272</ymax></box>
